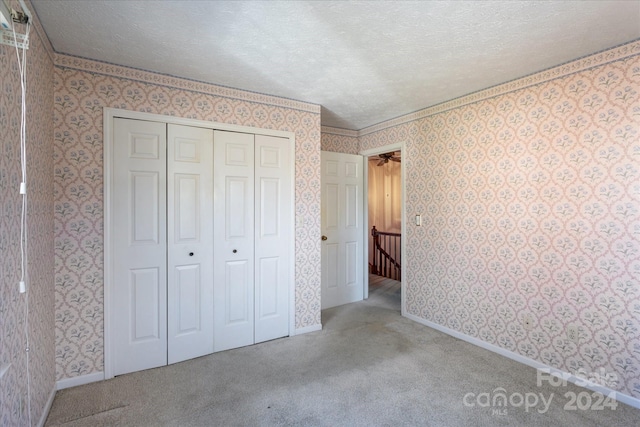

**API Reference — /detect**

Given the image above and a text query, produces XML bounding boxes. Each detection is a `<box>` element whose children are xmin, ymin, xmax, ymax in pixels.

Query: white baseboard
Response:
<box><xmin>294</xmin><ymin>324</ymin><xmax>322</xmax><ymax>335</ymax></box>
<box><xmin>37</xmin><ymin>384</ymin><xmax>56</xmax><ymax>427</ymax></box>
<box><xmin>56</xmin><ymin>371</ymin><xmax>105</xmax><ymax>390</ymax></box>
<box><xmin>404</xmin><ymin>313</ymin><xmax>640</xmax><ymax>410</ymax></box>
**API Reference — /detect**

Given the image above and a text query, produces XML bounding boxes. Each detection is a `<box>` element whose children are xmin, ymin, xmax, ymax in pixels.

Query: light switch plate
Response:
<box><xmin>0</xmin><ymin>363</ymin><xmax>10</xmax><ymax>380</ymax></box>
<box><xmin>0</xmin><ymin>1</ymin><xmax>12</xmax><ymax>30</ymax></box>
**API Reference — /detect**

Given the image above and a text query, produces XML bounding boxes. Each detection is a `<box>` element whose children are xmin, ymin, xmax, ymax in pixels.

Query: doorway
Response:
<box><xmin>360</xmin><ymin>143</ymin><xmax>406</xmax><ymax>314</ymax></box>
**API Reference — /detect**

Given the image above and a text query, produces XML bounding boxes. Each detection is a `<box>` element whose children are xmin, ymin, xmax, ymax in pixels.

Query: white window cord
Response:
<box><xmin>11</xmin><ymin>5</ymin><xmax>32</xmax><ymax>424</ymax></box>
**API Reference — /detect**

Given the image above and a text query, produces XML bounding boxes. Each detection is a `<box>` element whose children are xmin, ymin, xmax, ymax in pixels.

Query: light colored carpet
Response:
<box><xmin>46</xmin><ymin>277</ymin><xmax>638</xmax><ymax>426</ymax></box>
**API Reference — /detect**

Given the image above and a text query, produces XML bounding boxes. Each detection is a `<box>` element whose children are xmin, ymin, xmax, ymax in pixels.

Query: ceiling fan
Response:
<box><xmin>372</xmin><ymin>151</ymin><xmax>401</xmax><ymax>166</ymax></box>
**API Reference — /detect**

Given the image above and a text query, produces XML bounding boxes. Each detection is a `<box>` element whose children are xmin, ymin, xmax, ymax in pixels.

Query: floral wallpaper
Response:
<box><xmin>320</xmin><ymin>126</ymin><xmax>359</xmax><ymax>154</ymax></box>
<box><xmin>53</xmin><ymin>55</ymin><xmax>321</xmax><ymax>381</ymax></box>
<box><xmin>359</xmin><ymin>45</ymin><xmax>640</xmax><ymax>398</ymax></box>
<box><xmin>0</xmin><ymin>1</ymin><xmax>56</xmax><ymax>425</ymax></box>
<box><xmin>1</xmin><ymin>5</ymin><xmax>637</xmax><ymax>417</ymax></box>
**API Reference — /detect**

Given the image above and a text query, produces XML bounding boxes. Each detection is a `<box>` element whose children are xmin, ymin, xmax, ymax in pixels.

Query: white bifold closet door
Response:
<box><xmin>166</xmin><ymin>124</ymin><xmax>214</xmax><ymax>364</ymax></box>
<box><xmin>213</xmin><ymin>130</ymin><xmax>291</xmax><ymax>352</ymax></box>
<box><xmin>112</xmin><ymin>119</ymin><xmax>214</xmax><ymax>376</ymax></box>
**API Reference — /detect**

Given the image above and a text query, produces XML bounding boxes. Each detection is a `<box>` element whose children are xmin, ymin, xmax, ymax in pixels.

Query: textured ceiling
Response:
<box><xmin>32</xmin><ymin>0</ymin><xmax>640</xmax><ymax>130</ymax></box>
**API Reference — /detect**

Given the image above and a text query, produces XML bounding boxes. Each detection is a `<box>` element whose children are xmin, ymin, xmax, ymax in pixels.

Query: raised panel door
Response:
<box><xmin>321</xmin><ymin>151</ymin><xmax>364</xmax><ymax>309</ymax></box>
<box><xmin>213</xmin><ymin>130</ymin><xmax>255</xmax><ymax>352</ymax></box>
<box><xmin>167</xmin><ymin>124</ymin><xmax>214</xmax><ymax>364</ymax></box>
<box><xmin>112</xmin><ymin>118</ymin><xmax>168</xmax><ymax>376</ymax></box>
<box><xmin>254</xmin><ymin>134</ymin><xmax>291</xmax><ymax>343</ymax></box>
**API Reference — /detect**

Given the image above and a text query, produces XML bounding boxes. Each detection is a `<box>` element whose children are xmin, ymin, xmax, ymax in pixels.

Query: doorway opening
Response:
<box><xmin>362</xmin><ymin>144</ymin><xmax>404</xmax><ymax>312</ymax></box>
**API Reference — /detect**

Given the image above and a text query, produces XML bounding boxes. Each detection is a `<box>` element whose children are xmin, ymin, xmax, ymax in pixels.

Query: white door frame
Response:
<box><xmin>103</xmin><ymin>108</ymin><xmax>296</xmax><ymax>379</ymax></box>
<box><xmin>359</xmin><ymin>142</ymin><xmax>406</xmax><ymax>316</ymax></box>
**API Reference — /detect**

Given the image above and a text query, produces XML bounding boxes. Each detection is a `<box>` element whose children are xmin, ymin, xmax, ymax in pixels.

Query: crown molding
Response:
<box><xmin>321</xmin><ymin>126</ymin><xmax>359</xmax><ymax>137</ymax></box>
<box><xmin>51</xmin><ymin>37</ymin><xmax>639</xmax><ymax>131</ymax></box>
<box><xmin>359</xmin><ymin>39</ymin><xmax>640</xmax><ymax>136</ymax></box>
<box><xmin>54</xmin><ymin>53</ymin><xmax>321</xmax><ymax>114</ymax></box>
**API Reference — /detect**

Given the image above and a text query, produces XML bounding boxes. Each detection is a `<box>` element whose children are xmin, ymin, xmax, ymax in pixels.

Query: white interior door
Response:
<box><xmin>167</xmin><ymin>124</ymin><xmax>214</xmax><ymax>364</ymax></box>
<box><xmin>321</xmin><ymin>151</ymin><xmax>364</xmax><ymax>309</ymax></box>
<box><xmin>112</xmin><ymin>118</ymin><xmax>168</xmax><ymax>376</ymax></box>
<box><xmin>213</xmin><ymin>130</ymin><xmax>255</xmax><ymax>352</ymax></box>
<box><xmin>109</xmin><ymin>113</ymin><xmax>294</xmax><ymax>375</ymax></box>
<box><xmin>254</xmin><ymin>134</ymin><xmax>291</xmax><ymax>343</ymax></box>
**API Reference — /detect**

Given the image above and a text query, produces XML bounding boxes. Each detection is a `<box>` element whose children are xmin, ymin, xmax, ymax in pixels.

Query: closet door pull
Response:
<box><xmin>233</xmin><ymin>249</ymin><xmax>237</xmax><ymax>253</ymax></box>
<box><xmin>189</xmin><ymin>252</ymin><xmax>194</xmax><ymax>256</ymax></box>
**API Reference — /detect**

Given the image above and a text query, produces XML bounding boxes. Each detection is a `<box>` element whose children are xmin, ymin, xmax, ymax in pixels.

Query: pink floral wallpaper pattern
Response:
<box><xmin>358</xmin><ymin>47</ymin><xmax>640</xmax><ymax>398</ymax></box>
<box><xmin>320</xmin><ymin>126</ymin><xmax>359</xmax><ymax>154</ymax></box>
<box><xmin>2</xmin><ymin>8</ymin><xmax>635</xmax><ymax>413</ymax></box>
<box><xmin>0</xmin><ymin>1</ymin><xmax>56</xmax><ymax>425</ymax></box>
<box><xmin>53</xmin><ymin>55</ymin><xmax>322</xmax><ymax>381</ymax></box>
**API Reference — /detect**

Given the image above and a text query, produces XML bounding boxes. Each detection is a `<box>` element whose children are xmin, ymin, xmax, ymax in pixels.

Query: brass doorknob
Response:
<box><xmin>321</xmin><ymin>235</ymin><xmax>327</xmax><ymax>241</ymax></box>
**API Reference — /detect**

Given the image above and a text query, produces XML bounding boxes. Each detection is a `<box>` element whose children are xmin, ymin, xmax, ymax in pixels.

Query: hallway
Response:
<box><xmin>368</xmin><ymin>273</ymin><xmax>400</xmax><ymax>311</ymax></box>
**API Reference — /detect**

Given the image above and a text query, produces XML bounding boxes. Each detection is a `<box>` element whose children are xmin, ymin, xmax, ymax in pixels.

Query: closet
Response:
<box><xmin>108</xmin><ymin>116</ymin><xmax>292</xmax><ymax>376</ymax></box>
<box><xmin>213</xmin><ymin>130</ymin><xmax>292</xmax><ymax>352</ymax></box>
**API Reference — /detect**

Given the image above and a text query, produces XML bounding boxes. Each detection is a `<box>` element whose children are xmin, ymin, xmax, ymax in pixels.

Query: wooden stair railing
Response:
<box><xmin>371</xmin><ymin>226</ymin><xmax>401</xmax><ymax>280</ymax></box>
